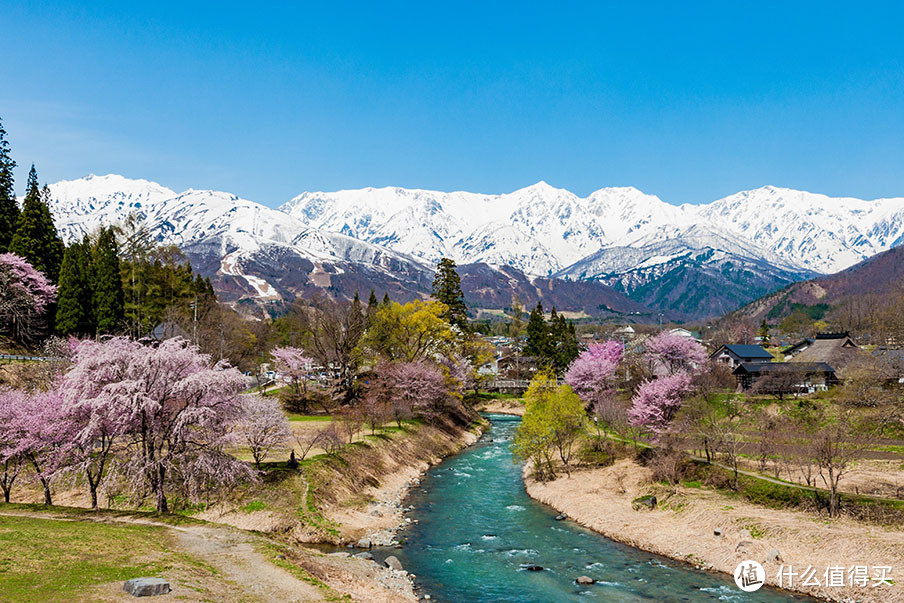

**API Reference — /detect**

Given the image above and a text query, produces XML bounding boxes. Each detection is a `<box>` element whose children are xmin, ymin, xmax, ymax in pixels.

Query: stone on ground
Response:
<box><xmin>123</xmin><ymin>577</ymin><xmax>170</xmax><ymax>597</ymax></box>
<box><xmin>383</xmin><ymin>555</ymin><xmax>404</xmax><ymax>571</ymax></box>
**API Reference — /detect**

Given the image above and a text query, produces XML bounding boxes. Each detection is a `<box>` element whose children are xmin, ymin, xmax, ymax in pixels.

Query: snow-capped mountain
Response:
<box><xmin>47</xmin><ymin>176</ymin><xmax>433</xmax><ymax>302</ymax></box>
<box><xmin>281</xmin><ymin>182</ymin><xmax>904</xmax><ymax>277</ymax></box>
<box><xmin>44</xmin><ymin>174</ymin><xmax>904</xmax><ymax>318</ymax></box>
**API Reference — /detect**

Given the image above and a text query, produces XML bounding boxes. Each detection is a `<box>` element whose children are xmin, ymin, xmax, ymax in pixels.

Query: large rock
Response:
<box><xmin>554</xmin><ymin>513</ymin><xmax>567</xmax><ymax>521</ymax></box>
<box><xmin>576</xmin><ymin>576</ymin><xmax>595</xmax><ymax>585</ymax></box>
<box><xmin>356</xmin><ymin>538</ymin><xmax>372</xmax><ymax>549</ymax></box>
<box><xmin>765</xmin><ymin>549</ymin><xmax>782</xmax><ymax>563</ymax></box>
<box><xmin>383</xmin><ymin>555</ymin><xmax>403</xmax><ymax>571</ymax></box>
<box><xmin>520</xmin><ymin>564</ymin><xmax>543</xmax><ymax>571</ymax></box>
<box><xmin>713</xmin><ymin>527</ymin><xmax>723</xmax><ymax>537</ymax></box>
<box><xmin>632</xmin><ymin>495</ymin><xmax>657</xmax><ymax>511</ymax></box>
<box><xmin>354</xmin><ymin>552</ymin><xmax>375</xmax><ymax>561</ymax></box>
<box><xmin>123</xmin><ymin>578</ymin><xmax>170</xmax><ymax>597</ymax></box>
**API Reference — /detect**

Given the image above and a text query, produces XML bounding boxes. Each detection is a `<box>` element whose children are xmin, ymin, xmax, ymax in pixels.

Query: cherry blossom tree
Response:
<box><xmin>391</xmin><ymin>360</ymin><xmax>453</xmax><ymax>421</ymax></box>
<box><xmin>644</xmin><ymin>332</ymin><xmax>707</xmax><ymax>376</ymax></box>
<box><xmin>627</xmin><ymin>373</ymin><xmax>694</xmax><ymax>438</ymax></box>
<box><xmin>271</xmin><ymin>346</ymin><xmax>315</xmax><ymax>400</ymax></box>
<box><xmin>63</xmin><ymin>337</ymin><xmax>251</xmax><ymax>513</ymax></box>
<box><xmin>0</xmin><ymin>253</ymin><xmax>57</xmax><ymax>342</ymax></box>
<box><xmin>0</xmin><ymin>388</ymin><xmax>26</xmax><ymax>503</ymax></box>
<box><xmin>2</xmin><ymin>388</ymin><xmax>70</xmax><ymax>505</ymax></box>
<box><xmin>564</xmin><ymin>340</ymin><xmax>623</xmax><ymax>402</ymax></box>
<box><xmin>237</xmin><ymin>395</ymin><xmax>292</xmax><ymax>469</ymax></box>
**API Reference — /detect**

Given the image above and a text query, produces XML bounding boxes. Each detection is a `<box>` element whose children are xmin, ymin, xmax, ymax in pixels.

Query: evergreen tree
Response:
<box><xmin>92</xmin><ymin>226</ymin><xmax>125</xmax><ymax>335</ymax></box>
<box><xmin>55</xmin><ymin>240</ymin><xmax>95</xmax><ymax>335</ymax></box>
<box><xmin>432</xmin><ymin>257</ymin><xmax>469</xmax><ymax>331</ymax></box>
<box><xmin>0</xmin><ymin>118</ymin><xmax>18</xmax><ymax>252</ymax></box>
<box><xmin>758</xmin><ymin>319</ymin><xmax>771</xmax><ymax>346</ymax></box>
<box><xmin>9</xmin><ymin>167</ymin><xmax>63</xmax><ymax>282</ymax></box>
<box><xmin>382</xmin><ymin>292</ymin><xmax>391</xmax><ymax>306</ymax></box>
<box><xmin>524</xmin><ymin>302</ymin><xmax>551</xmax><ymax>360</ymax></box>
<box><xmin>552</xmin><ymin>313</ymin><xmax>579</xmax><ymax>372</ymax></box>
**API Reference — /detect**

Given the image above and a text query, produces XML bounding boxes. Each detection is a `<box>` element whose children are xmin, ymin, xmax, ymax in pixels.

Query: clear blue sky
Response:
<box><xmin>2</xmin><ymin>1</ymin><xmax>903</xmax><ymax>206</ymax></box>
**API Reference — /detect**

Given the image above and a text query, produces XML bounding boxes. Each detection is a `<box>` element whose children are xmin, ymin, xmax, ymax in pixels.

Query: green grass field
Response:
<box><xmin>0</xmin><ymin>514</ymin><xmax>188</xmax><ymax>602</ymax></box>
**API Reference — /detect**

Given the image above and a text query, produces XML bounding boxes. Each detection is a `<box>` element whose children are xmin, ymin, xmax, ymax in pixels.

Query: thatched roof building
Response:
<box><xmin>786</xmin><ymin>332</ymin><xmax>865</xmax><ymax>373</ymax></box>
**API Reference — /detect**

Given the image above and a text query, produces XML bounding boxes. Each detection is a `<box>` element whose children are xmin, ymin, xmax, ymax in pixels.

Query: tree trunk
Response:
<box><xmin>30</xmin><ymin>456</ymin><xmax>52</xmax><ymax>505</ymax></box>
<box><xmin>89</xmin><ymin>481</ymin><xmax>99</xmax><ymax>510</ymax></box>
<box><xmin>41</xmin><ymin>479</ymin><xmax>52</xmax><ymax>505</ymax></box>
<box><xmin>155</xmin><ymin>465</ymin><xmax>168</xmax><ymax>513</ymax></box>
<box><xmin>2</xmin><ymin>486</ymin><xmax>10</xmax><ymax>503</ymax></box>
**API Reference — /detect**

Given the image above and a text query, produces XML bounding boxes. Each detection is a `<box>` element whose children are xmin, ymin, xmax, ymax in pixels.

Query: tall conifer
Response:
<box><xmin>432</xmin><ymin>257</ymin><xmax>469</xmax><ymax>331</ymax></box>
<box><xmin>93</xmin><ymin>226</ymin><xmax>125</xmax><ymax>335</ymax></box>
<box><xmin>9</xmin><ymin>167</ymin><xmax>63</xmax><ymax>282</ymax></box>
<box><xmin>55</xmin><ymin>240</ymin><xmax>95</xmax><ymax>335</ymax></box>
<box><xmin>0</xmin><ymin>118</ymin><xmax>18</xmax><ymax>252</ymax></box>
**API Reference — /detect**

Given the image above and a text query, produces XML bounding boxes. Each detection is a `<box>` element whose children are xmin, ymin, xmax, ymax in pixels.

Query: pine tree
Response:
<box><xmin>55</xmin><ymin>240</ymin><xmax>95</xmax><ymax>335</ymax></box>
<box><xmin>758</xmin><ymin>319</ymin><xmax>771</xmax><ymax>346</ymax></box>
<box><xmin>382</xmin><ymin>292</ymin><xmax>391</xmax><ymax>306</ymax></box>
<box><xmin>0</xmin><ymin>118</ymin><xmax>18</xmax><ymax>252</ymax></box>
<box><xmin>524</xmin><ymin>302</ymin><xmax>551</xmax><ymax>360</ymax></box>
<box><xmin>9</xmin><ymin>167</ymin><xmax>63</xmax><ymax>282</ymax></box>
<box><xmin>432</xmin><ymin>257</ymin><xmax>469</xmax><ymax>331</ymax></box>
<box><xmin>92</xmin><ymin>226</ymin><xmax>125</xmax><ymax>335</ymax></box>
<box><xmin>552</xmin><ymin>313</ymin><xmax>579</xmax><ymax>372</ymax></box>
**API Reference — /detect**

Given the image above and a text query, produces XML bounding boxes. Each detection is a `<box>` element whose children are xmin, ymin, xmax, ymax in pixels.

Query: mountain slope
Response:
<box><xmin>728</xmin><ymin>246</ymin><xmax>904</xmax><ymax>323</ymax></box>
<box><xmin>556</xmin><ymin>225</ymin><xmax>814</xmax><ymax>319</ymax></box>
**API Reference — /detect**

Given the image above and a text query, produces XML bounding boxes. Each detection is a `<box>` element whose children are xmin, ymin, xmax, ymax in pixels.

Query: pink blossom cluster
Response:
<box><xmin>564</xmin><ymin>340</ymin><xmax>623</xmax><ymax>401</ymax></box>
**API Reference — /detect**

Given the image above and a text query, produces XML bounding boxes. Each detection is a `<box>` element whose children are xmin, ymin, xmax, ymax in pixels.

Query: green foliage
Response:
<box><xmin>92</xmin><ymin>226</ymin><xmax>125</xmax><ymax>334</ymax></box>
<box><xmin>9</xmin><ymin>168</ymin><xmax>63</xmax><ymax>282</ymax></box>
<box><xmin>432</xmin><ymin>257</ymin><xmax>469</xmax><ymax>331</ymax></box>
<box><xmin>0</xmin><ymin>118</ymin><xmax>17</xmax><ymax>253</ymax></box>
<box><xmin>55</xmin><ymin>238</ymin><xmax>95</xmax><ymax>336</ymax></box>
<box><xmin>523</xmin><ymin>303</ymin><xmax>579</xmax><ymax>372</ymax></box>
<box><xmin>524</xmin><ymin>302</ymin><xmax>551</xmax><ymax>359</ymax></box>
<box><xmin>513</xmin><ymin>371</ymin><xmax>586</xmax><ymax>478</ymax></box>
<box><xmin>358</xmin><ymin>299</ymin><xmax>458</xmax><ymax>361</ymax></box>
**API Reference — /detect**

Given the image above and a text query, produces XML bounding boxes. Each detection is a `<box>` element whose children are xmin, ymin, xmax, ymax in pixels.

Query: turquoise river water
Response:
<box><xmin>389</xmin><ymin>414</ymin><xmax>811</xmax><ymax>602</ymax></box>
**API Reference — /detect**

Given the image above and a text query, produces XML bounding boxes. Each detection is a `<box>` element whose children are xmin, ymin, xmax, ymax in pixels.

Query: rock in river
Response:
<box><xmin>384</xmin><ymin>555</ymin><xmax>404</xmax><ymax>571</ymax></box>
<box><xmin>356</xmin><ymin>538</ymin><xmax>372</xmax><ymax>549</ymax></box>
<box><xmin>123</xmin><ymin>577</ymin><xmax>170</xmax><ymax>597</ymax></box>
<box><xmin>576</xmin><ymin>576</ymin><xmax>595</xmax><ymax>585</ymax></box>
<box><xmin>520</xmin><ymin>564</ymin><xmax>543</xmax><ymax>571</ymax></box>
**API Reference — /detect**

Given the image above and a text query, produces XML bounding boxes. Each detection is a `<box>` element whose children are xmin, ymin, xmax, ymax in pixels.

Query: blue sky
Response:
<box><xmin>1</xmin><ymin>2</ymin><xmax>903</xmax><ymax>206</ymax></box>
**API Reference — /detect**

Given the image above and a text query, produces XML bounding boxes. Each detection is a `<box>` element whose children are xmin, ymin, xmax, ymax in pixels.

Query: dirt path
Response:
<box><xmin>0</xmin><ymin>510</ymin><xmax>326</xmax><ymax>602</ymax></box>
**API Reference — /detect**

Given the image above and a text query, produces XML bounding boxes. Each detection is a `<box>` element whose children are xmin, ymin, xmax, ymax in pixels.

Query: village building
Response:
<box><xmin>709</xmin><ymin>344</ymin><xmax>774</xmax><ymax>370</ymax></box>
<box><xmin>784</xmin><ymin>332</ymin><xmax>864</xmax><ymax>373</ymax></box>
<box><xmin>733</xmin><ymin>361</ymin><xmax>838</xmax><ymax>393</ymax></box>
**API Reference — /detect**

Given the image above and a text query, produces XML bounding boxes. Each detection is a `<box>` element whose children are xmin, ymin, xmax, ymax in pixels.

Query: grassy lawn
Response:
<box><xmin>0</xmin><ymin>514</ymin><xmax>196</xmax><ymax>602</ymax></box>
<box><xmin>287</xmin><ymin>413</ymin><xmax>332</xmax><ymax>422</ymax></box>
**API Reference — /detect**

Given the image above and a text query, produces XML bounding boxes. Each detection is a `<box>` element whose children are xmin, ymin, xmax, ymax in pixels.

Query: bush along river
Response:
<box><xmin>388</xmin><ymin>413</ymin><xmax>812</xmax><ymax>602</ymax></box>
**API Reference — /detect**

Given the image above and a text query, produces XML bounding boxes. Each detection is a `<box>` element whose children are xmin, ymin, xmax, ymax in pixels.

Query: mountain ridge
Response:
<box><xmin>40</xmin><ymin>174</ymin><xmax>904</xmax><ymax>319</ymax></box>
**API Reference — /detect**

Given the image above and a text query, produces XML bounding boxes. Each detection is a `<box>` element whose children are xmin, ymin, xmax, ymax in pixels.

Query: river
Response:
<box><xmin>390</xmin><ymin>413</ymin><xmax>810</xmax><ymax>602</ymax></box>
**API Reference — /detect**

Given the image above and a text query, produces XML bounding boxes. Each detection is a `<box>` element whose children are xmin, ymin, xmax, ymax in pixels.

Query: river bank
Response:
<box><xmin>472</xmin><ymin>398</ymin><xmax>525</xmax><ymax>416</ymax></box>
<box><xmin>524</xmin><ymin>458</ymin><xmax>904</xmax><ymax>603</ymax></box>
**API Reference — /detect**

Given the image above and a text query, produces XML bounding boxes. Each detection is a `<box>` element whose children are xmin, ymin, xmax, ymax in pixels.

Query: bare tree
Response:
<box><xmin>296</xmin><ymin>296</ymin><xmax>365</xmax><ymax>405</ymax></box>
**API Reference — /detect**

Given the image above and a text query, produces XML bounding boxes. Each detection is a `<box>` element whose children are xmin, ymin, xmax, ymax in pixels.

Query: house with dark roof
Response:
<box><xmin>733</xmin><ymin>361</ymin><xmax>838</xmax><ymax>393</ymax></box>
<box><xmin>710</xmin><ymin>344</ymin><xmax>774</xmax><ymax>370</ymax></box>
<box><xmin>782</xmin><ymin>338</ymin><xmax>814</xmax><ymax>360</ymax></box>
<box><xmin>786</xmin><ymin>332</ymin><xmax>864</xmax><ymax>374</ymax></box>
